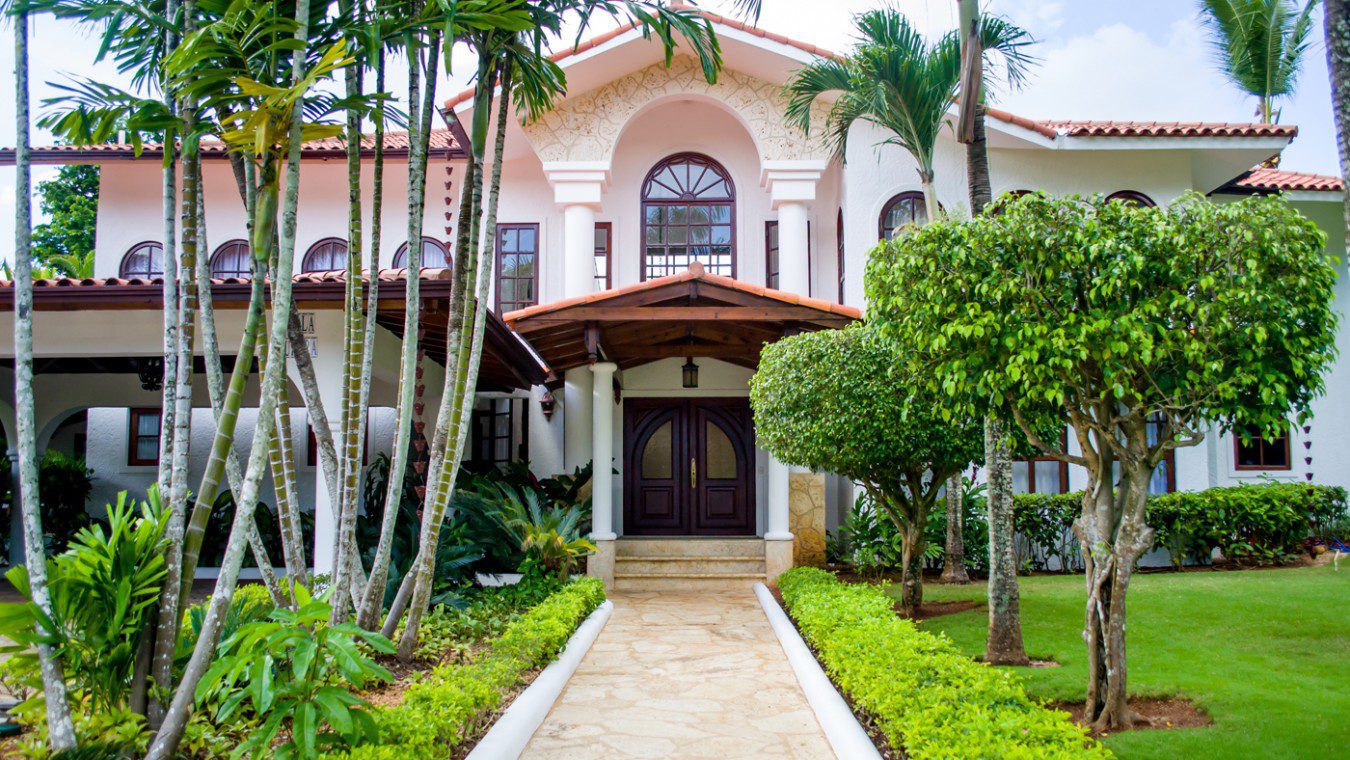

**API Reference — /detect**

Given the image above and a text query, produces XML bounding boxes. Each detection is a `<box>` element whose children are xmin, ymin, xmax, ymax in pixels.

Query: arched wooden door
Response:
<box><xmin>623</xmin><ymin>398</ymin><xmax>755</xmax><ymax>536</ymax></box>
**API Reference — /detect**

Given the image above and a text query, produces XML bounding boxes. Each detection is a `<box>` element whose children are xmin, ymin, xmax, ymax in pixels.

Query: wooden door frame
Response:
<box><xmin>622</xmin><ymin>396</ymin><xmax>756</xmax><ymax>536</ymax></box>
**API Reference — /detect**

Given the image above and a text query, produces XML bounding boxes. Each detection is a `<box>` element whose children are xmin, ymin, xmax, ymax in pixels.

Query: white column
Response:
<box><xmin>765</xmin><ymin>453</ymin><xmax>792</xmax><ymax>540</ymax></box>
<box><xmin>562</xmin><ymin>204</ymin><xmax>596</xmax><ymax>298</ymax></box>
<box><xmin>776</xmin><ymin>200</ymin><xmax>810</xmax><ymax>295</ymax></box>
<box><xmin>544</xmin><ymin>162</ymin><xmax>610</xmax><ymax>299</ymax></box>
<box><xmin>562</xmin><ymin>367</ymin><xmax>593</xmax><ymax>472</ymax></box>
<box><xmin>589</xmin><ymin>362</ymin><xmax>618</xmax><ymax>540</ymax></box>
<box><xmin>762</xmin><ymin>161</ymin><xmax>826</xmax><ymax>296</ymax></box>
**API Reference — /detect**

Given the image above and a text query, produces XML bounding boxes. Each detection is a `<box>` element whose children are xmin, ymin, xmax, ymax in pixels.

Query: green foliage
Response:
<box><xmin>177</xmin><ymin>583</ymin><xmax>277</xmax><ymax>662</ymax></box>
<box><xmin>0</xmin><ymin>492</ymin><xmax>168</xmax><ymax>714</ymax></box>
<box><xmin>0</xmin><ymin>449</ymin><xmax>97</xmax><ymax>557</ymax></box>
<box><xmin>456</xmin><ymin>469</ymin><xmax>595</xmax><ymax>581</ymax></box>
<box><xmin>1199</xmin><ymin>0</ymin><xmax>1320</xmax><ymax>121</ymax></box>
<box><xmin>778</xmin><ymin>568</ymin><xmax>1106</xmax><ymax>759</ymax></box>
<box><xmin>31</xmin><ymin>165</ymin><xmax>99</xmax><ymax>272</ymax></box>
<box><xmin>197</xmin><ymin>585</ymin><xmax>394</xmax><ymax>759</ymax></box>
<box><xmin>333</xmin><ymin>578</ymin><xmax>605</xmax><ymax>758</ymax></box>
<box><xmin>408</xmin><ymin>576</ymin><xmax>565</xmax><ymax>662</ymax></box>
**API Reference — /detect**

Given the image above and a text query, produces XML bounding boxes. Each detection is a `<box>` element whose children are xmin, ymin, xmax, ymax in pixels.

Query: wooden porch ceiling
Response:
<box><xmin>504</xmin><ymin>262</ymin><xmax>859</xmax><ymax>377</ymax></box>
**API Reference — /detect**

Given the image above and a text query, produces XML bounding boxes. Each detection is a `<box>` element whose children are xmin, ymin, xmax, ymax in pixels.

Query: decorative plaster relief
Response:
<box><xmin>523</xmin><ymin>57</ymin><xmax>832</xmax><ymax>164</ymax></box>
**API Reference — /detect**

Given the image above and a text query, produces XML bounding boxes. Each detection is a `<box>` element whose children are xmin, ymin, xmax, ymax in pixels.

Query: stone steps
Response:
<box><xmin>612</xmin><ymin>538</ymin><xmax>765</xmax><ymax>591</ymax></box>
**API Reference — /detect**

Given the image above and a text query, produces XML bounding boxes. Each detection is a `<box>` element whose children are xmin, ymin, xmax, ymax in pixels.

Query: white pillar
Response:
<box><xmin>562</xmin><ymin>203</ymin><xmax>596</xmax><ymax>298</ymax></box>
<box><xmin>762</xmin><ymin>161</ymin><xmax>826</xmax><ymax>296</ymax></box>
<box><xmin>589</xmin><ymin>362</ymin><xmax>618</xmax><ymax>541</ymax></box>
<box><xmin>766</xmin><ymin>453</ymin><xmax>792</xmax><ymax>540</ymax></box>
<box><xmin>562</xmin><ymin>367</ymin><xmax>593</xmax><ymax>472</ymax></box>
<box><xmin>776</xmin><ymin>200</ymin><xmax>810</xmax><ymax>295</ymax></box>
<box><xmin>544</xmin><ymin>162</ymin><xmax>610</xmax><ymax>298</ymax></box>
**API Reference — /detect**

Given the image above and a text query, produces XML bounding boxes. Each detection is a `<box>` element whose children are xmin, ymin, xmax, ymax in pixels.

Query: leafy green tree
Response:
<box><xmin>31</xmin><ymin>165</ymin><xmax>99</xmax><ymax>275</ymax></box>
<box><xmin>1200</xmin><ymin>0</ymin><xmax>1320</xmax><ymax>123</ymax></box>
<box><xmin>750</xmin><ymin>326</ymin><xmax>983</xmax><ymax>612</ymax></box>
<box><xmin>866</xmin><ymin>192</ymin><xmax>1339</xmax><ymax>730</ymax></box>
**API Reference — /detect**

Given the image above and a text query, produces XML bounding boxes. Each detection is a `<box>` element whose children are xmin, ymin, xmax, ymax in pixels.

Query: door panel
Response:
<box><xmin>623</xmin><ymin>398</ymin><xmax>755</xmax><ymax>536</ymax></box>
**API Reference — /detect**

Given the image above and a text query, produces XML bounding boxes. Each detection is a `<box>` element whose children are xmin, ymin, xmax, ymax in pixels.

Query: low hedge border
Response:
<box><xmin>779</xmin><ymin>567</ymin><xmax>1108</xmax><ymax>760</ymax></box>
<box><xmin>333</xmin><ymin>577</ymin><xmax>606</xmax><ymax>759</ymax></box>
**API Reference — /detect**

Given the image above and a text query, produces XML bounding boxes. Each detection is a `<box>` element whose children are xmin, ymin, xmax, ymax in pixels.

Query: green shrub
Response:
<box><xmin>778</xmin><ymin>567</ymin><xmax>1106</xmax><ymax>760</ymax></box>
<box><xmin>332</xmin><ymin>577</ymin><xmax>605</xmax><ymax>758</ymax></box>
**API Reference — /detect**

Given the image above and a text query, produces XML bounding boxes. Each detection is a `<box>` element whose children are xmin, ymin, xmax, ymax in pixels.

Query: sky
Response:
<box><xmin>0</xmin><ymin>0</ymin><xmax>1342</xmax><ymax>261</ymax></box>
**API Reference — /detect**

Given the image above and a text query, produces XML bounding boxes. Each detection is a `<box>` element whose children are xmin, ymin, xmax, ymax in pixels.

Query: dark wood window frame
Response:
<box><xmin>471</xmin><ymin>398</ymin><xmax>522</xmax><ymax>468</ymax></box>
<box><xmin>127</xmin><ymin>408</ymin><xmax>162</xmax><ymax>467</ymax></box>
<box><xmin>641</xmin><ymin>152</ymin><xmax>736</xmax><ymax>281</ymax></box>
<box><xmin>1015</xmin><ymin>430</ymin><xmax>1070</xmax><ymax>494</ymax></box>
<box><xmin>878</xmin><ymin>192</ymin><xmax>927</xmax><ymax>240</ymax></box>
<box><xmin>594</xmin><ymin>222</ymin><xmax>613</xmax><ymax>291</ymax></box>
<box><xmin>392</xmin><ymin>237</ymin><xmax>451</xmax><ymax>269</ymax></box>
<box><xmin>836</xmin><ymin>208</ymin><xmax>845</xmax><ymax>304</ymax></box>
<box><xmin>210</xmin><ymin>239</ymin><xmax>252</xmax><ymax>279</ymax></box>
<box><xmin>301</xmin><ymin>237</ymin><xmax>349</xmax><ymax>273</ymax></box>
<box><xmin>1106</xmin><ymin>190</ymin><xmax>1156</xmax><ymax>207</ymax></box>
<box><xmin>495</xmin><ymin>223</ymin><xmax>540</xmax><ymax>313</ymax></box>
<box><xmin>1146</xmin><ymin>413</ymin><xmax>1178</xmax><ymax>493</ymax></box>
<box><xmin>1234</xmin><ymin>426</ymin><xmax>1292</xmax><ymax>471</ymax></box>
<box><xmin>119</xmin><ymin>241</ymin><xmax>165</xmax><ymax>279</ymax></box>
<box><xmin>764</xmin><ymin>220</ymin><xmax>811</xmax><ymax>291</ymax></box>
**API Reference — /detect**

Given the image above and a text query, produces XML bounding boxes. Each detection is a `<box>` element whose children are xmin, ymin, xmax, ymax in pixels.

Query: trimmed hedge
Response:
<box><xmin>1011</xmin><ymin>483</ymin><xmax>1346</xmax><ymax>570</ymax></box>
<box><xmin>779</xmin><ymin>567</ymin><xmax>1107</xmax><ymax>760</ymax></box>
<box><xmin>333</xmin><ymin>577</ymin><xmax>605</xmax><ymax>758</ymax></box>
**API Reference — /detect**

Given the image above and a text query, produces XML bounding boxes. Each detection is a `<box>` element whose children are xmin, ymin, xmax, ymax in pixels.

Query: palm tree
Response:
<box><xmin>1326</xmin><ymin>0</ymin><xmax>1349</xmax><ymax>241</ymax></box>
<box><xmin>786</xmin><ymin>8</ymin><xmax>1033</xmax><ymax>218</ymax></box>
<box><xmin>1200</xmin><ymin>0</ymin><xmax>1320</xmax><ymax>123</ymax></box>
<box><xmin>9</xmin><ymin>5</ymin><xmax>80</xmax><ymax>751</ymax></box>
<box><xmin>954</xmin><ymin>0</ymin><xmax>1031</xmax><ymax>666</ymax></box>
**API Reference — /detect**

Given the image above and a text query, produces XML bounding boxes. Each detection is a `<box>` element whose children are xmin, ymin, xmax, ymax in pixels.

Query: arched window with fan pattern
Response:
<box><xmin>641</xmin><ymin>153</ymin><xmax>735</xmax><ymax>280</ymax></box>
<box><xmin>210</xmin><ymin>239</ymin><xmax>252</xmax><ymax>279</ymax></box>
<box><xmin>119</xmin><ymin>242</ymin><xmax>164</xmax><ymax>279</ymax></box>
<box><xmin>878</xmin><ymin>192</ymin><xmax>926</xmax><ymax>240</ymax></box>
<box><xmin>392</xmin><ymin>237</ymin><xmax>451</xmax><ymax>269</ymax></box>
<box><xmin>301</xmin><ymin>238</ymin><xmax>348</xmax><ymax>272</ymax></box>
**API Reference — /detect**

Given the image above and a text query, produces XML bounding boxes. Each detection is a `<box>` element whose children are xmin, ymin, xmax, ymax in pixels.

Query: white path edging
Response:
<box><xmin>755</xmin><ymin>582</ymin><xmax>881</xmax><ymax>760</ymax></box>
<box><xmin>466</xmin><ymin>599</ymin><xmax>613</xmax><ymax>760</ymax></box>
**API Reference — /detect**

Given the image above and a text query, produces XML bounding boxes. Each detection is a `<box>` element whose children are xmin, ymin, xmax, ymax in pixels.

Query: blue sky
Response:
<box><xmin>0</xmin><ymin>0</ymin><xmax>1342</xmax><ymax>259</ymax></box>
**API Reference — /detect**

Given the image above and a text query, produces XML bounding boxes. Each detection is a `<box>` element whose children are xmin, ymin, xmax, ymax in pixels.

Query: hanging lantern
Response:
<box><xmin>682</xmin><ymin>357</ymin><xmax>699</xmax><ymax>388</ymax></box>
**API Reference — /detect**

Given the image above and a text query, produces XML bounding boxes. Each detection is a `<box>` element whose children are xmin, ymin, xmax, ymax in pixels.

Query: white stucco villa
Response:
<box><xmin>0</xmin><ymin>12</ymin><xmax>1346</xmax><ymax>589</ymax></box>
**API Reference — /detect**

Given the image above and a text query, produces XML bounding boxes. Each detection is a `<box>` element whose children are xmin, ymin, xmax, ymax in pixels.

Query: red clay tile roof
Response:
<box><xmin>504</xmin><ymin>261</ymin><xmax>860</xmax><ymax>324</ymax></box>
<box><xmin>1230</xmin><ymin>167</ymin><xmax>1344</xmax><ymax>193</ymax></box>
<box><xmin>1036</xmin><ymin>120</ymin><xmax>1297</xmax><ymax>139</ymax></box>
<box><xmin>0</xmin><ymin>267</ymin><xmax>455</xmax><ymax>291</ymax></box>
<box><xmin>0</xmin><ymin>130</ymin><xmax>463</xmax><ymax>165</ymax></box>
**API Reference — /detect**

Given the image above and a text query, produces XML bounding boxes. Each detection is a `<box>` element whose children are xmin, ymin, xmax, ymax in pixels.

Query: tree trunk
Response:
<box><xmin>1327</xmin><ymin>0</ymin><xmax>1350</xmax><ymax>242</ymax></box>
<box><xmin>940</xmin><ymin>474</ymin><xmax>969</xmax><ymax>583</ymax></box>
<box><xmin>965</xmin><ymin>103</ymin><xmax>993</xmax><ymax>213</ymax></box>
<box><xmin>12</xmin><ymin>9</ymin><xmax>78</xmax><ymax>751</ymax></box>
<box><xmin>1075</xmin><ymin>459</ymin><xmax>1154</xmax><ymax>731</ymax></box>
<box><xmin>899</xmin><ymin>523</ymin><xmax>925</xmax><ymax>613</ymax></box>
<box><xmin>984</xmin><ymin>415</ymin><xmax>1029</xmax><ymax>666</ymax></box>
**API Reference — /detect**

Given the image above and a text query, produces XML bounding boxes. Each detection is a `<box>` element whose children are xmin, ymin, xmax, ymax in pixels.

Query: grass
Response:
<box><xmin>904</xmin><ymin>566</ymin><xmax>1349</xmax><ymax>759</ymax></box>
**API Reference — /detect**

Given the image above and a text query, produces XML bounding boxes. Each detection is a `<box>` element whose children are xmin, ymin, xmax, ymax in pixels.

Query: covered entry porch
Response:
<box><xmin>503</xmin><ymin>262</ymin><xmax>858</xmax><ymax>588</ymax></box>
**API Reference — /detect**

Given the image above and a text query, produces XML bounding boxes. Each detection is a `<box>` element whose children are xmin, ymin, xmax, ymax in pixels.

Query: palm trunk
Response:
<box><xmin>918</xmin><ymin>166</ymin><xmax>941</xmax><ymax>222</ymax></box>
<box><xmin>1327</xmin><ymin>0</ymin><xmax>1350</xmax><ymax>242</ymax></box>
<box><xmin>965</xmin><ymin>103</ymin><xmax>992</xmax><ymax>212</ymax></box>
<box><xmin>984</xmin><ymin>415</ymin><xmax>1029</xmax><ymax>666</ymax></box>
<box><xmin>939</xmin><ymin>474</ymin><xmax>969</xmax><ymax>583</ymax></box>
<box><xmin>12</xmin><ymin>9</ymin><xmax>78</xmax><ymax>751</ymax></box>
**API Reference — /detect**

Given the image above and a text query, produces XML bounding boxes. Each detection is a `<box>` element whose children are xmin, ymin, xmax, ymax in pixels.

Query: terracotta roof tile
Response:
<box><xmin>0</xmin><ymin>267</ymin><xmax>455</xmax><ymax>291</ymax></box>
<box><xmin>1036</xmin><ymin>120</ymin><xmax>1297</xmax><ymax>138</ymax></box>
<box><xmin>1232</xmin><ymin>167</ymin><xmax>1344</xmax><ymax>193</ymax></box>
<box><xmin>2</xmin><ymin>130</ymin><xmax>462</xmax><ymax>164</ymax></box>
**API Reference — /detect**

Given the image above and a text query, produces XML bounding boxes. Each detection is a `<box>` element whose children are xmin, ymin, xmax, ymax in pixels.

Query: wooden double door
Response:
<box><xmin>623</xmin><ymin>398</ymin><xmax>756</xmax><ymax>536</ymax></box>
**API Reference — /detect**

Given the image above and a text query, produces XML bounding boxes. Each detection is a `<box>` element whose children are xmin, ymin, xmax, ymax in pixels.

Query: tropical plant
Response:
<box><xmin>31</xmin><ymin>165</ymin><xmax>99</xmax><ymax>272</ymax></box>
<box><xmin>866</xmin><ymin>191</ymin><xmax>1339</xmax><ymax>730</ymax></box>
<box><xmin>1200</xmin><ymin>0</ymin><xmax>1321</xmax><ymax>123</ymax></box>
<box><xmin>0</xmin><ymin>492</ymin><xmax>168</xmax><ymax>714</ymax></box>
<box><xmin>465</xmin><ymin>481</ymin><xmax>595</xmax><ymax>582</ymax></box>
<box><xmin>196</xmin><ymin>585</ymin><xmax>393</xmax><ymax>759</ymax></box>
<box><xmin>751</xmin><ymin>326</ymin><xmax>983</xmax><ymax>612</ymax></box>
<box><xmin>785</xmin><ymin>7</ymin><xmax>1032</xmax><ymax>216</ymax></box>
<box><xmin>1327</xmin><ymin>0</ymin><xmax>1350</xmax><ymax>250</ymax></box>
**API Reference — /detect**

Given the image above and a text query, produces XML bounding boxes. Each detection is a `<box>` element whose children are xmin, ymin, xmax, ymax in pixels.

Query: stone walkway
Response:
<box><xmin>521</xmin><ymin>590</ymin><xmax>834</xmax><ymax>759</ymax></box>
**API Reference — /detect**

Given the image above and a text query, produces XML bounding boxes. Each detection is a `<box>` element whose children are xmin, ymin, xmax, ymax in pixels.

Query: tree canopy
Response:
<box><xmin>31</xmin><ymin>165</ymin><xmax>98</xmax><ymax>277</ymax></box>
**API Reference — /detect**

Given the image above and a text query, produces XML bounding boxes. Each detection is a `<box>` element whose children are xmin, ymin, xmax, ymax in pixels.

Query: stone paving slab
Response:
<box><xmin>521</xmin><ymin>590</ymin><xmax>834</xmax><ymax>759</ymax></box>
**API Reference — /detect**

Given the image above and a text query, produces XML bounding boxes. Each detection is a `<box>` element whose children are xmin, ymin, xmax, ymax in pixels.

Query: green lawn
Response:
<box><xmin>906</xmin><ymin>566</ymin><xmax>1349</xmax><ymax>759</ymax></box>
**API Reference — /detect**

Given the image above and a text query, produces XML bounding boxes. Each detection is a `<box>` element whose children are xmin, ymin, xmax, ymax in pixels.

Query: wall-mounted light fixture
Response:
<box><xmin>682</xmin><ymin>357</ymin><xmax>699</xmax><ymax>389</ymax></box>
<box><xmin>539</xmin><ymin>390</ymin><xmax>556</xmax><ymax>420</ymax></box>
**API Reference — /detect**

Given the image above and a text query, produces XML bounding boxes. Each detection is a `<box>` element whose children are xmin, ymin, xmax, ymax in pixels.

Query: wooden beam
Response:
<box><xmin>617</xmin><ymin>344</ymin><xmax>763</xmax><ymax>359</ymax></box>
<box><xmin>519</xmin><ymin>306</ymin><xmax>838</xmax><ymax>322</ymax></box>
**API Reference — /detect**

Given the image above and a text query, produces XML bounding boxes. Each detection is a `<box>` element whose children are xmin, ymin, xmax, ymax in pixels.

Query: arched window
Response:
<box><xmin>1106</xmin><ymin>190</ymin><xmax>1156</xmax><ymax>207</ymax></box>
<box><xmin>301</xmin><ymin>238</ymin><xmax>348</xmax><ymax>272</ymax></box>
<box><xmin>119</xmin><ymin>242</ymin><xmax>164</xmax><ymax>279</ymax></box>
<box><xmin>210</xmin><ymin>239</ymin><xmax>252</xmax><ymax>279</ymax></box>
<box><xmin>392</xmin><ymin>237</ymin><xmax>451</xmax><ymax>269</ymax></box>
<box><xmin>641</xmin><ymin>152</ymin><xmax>735</xmax><ymax>280</ymax></box>
<box><xmin>878</xmin><ymin>192</ymin><xmax>926</xmax><ymax>240</ymax></box>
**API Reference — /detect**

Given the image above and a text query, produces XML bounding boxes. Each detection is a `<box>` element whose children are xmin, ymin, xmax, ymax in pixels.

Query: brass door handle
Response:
<box><xmin>691</xmin><ymin>458</ymin><xmax>697</xmax><ymax>489</ymax></box>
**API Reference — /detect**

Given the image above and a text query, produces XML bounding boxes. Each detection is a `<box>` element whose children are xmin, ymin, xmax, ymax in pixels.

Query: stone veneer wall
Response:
<box><xmin>789</xmin><ymin>472</ymin><xmax>827</xmax><ymax>567</ymax></box>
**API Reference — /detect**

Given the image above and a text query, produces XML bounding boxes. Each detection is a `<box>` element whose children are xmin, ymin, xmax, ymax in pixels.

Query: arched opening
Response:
<box><xmin>641</xmin><ymin>152</ymin><xmax>736</xmax><ymax>280</ymax></box>
<box><xmin>301</xmin><ymin>238</ymin><xmax>348</xmax><ymax>272</ymax></box>
<box><xmin>1106</xmin><ymin>190</ymin><xmax>1156</xmax><ymax>207</ymax></box>
<box><xmin>878</xmin><ymin>192</ymin><xmax>926</xmax><ymax>240</ymax></box>
<box><xmin>119</xmin><ymin>242</ymin><xmax>164</xmax><ymax>279</ymax></box>
<box><xmin>392</xmin><ymin>237</ymin><xmax>451</xmax><ymax>269</ymax></box>
<box><xmin>210</xmin><ymin>239</ymin><xmax>252</xmax><ymax>279</ymax></box>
